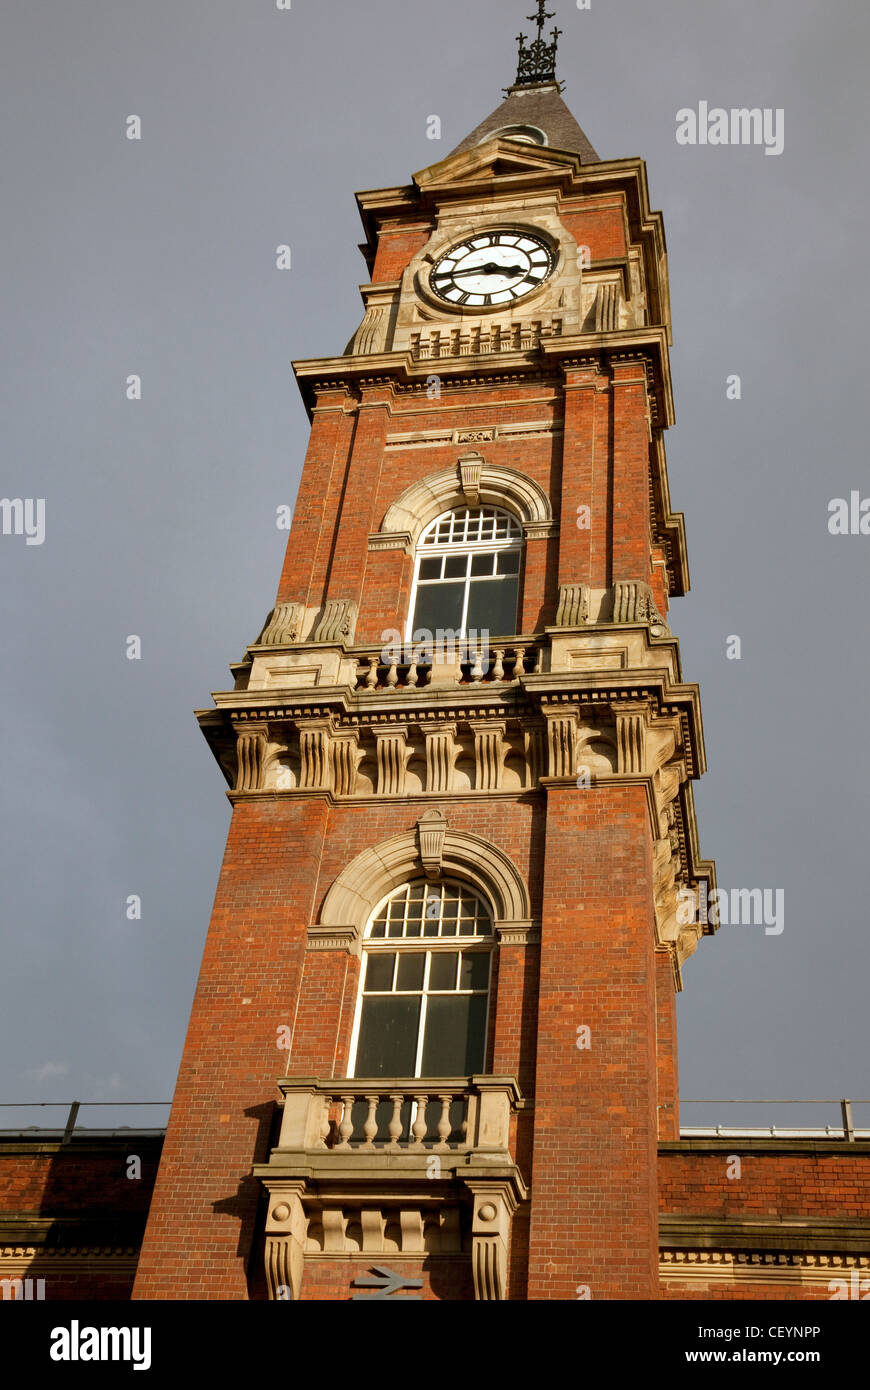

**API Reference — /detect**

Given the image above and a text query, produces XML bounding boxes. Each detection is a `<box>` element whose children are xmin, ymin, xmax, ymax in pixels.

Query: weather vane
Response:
<box><xmin>511</xmin><ymin>0</ymin><xmax>563</xmax><ymax>91</ymax></box>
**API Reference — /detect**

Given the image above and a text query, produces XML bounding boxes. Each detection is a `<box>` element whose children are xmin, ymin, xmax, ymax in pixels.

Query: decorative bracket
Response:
<box><xmin>555</xmin><ymin>583</ymin><xmax>590</xmax><ymax>628</ymax></box>
<box><xmin>458</xmin><ymin>452</ymin><xmax>484</xmax><ymax>507</ymax></box>
<box><xmin>258</xmin><ymin>602</ymin><xmax>304</xmax><ymax>646</ymax></box>
<box><xmin>313</xmin><ymin>599</ymin><xmax>358</xmax><ymax>645</ymax></box>
<box><xmin>417</xmin><ymin>810</ymin><xmax>448</xmax><ymax>881</ymax></box>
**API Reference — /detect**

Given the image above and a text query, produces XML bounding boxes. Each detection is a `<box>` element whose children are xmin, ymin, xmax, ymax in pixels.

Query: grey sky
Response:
<box><xmin>1</xmin><ymin>0</ymin><xmax>868</xmax><ymax>1135</ymax></box>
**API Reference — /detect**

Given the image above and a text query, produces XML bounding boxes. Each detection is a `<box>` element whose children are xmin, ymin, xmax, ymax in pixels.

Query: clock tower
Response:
<box><xmin>134</xmin><ymin>3</ymin><xmax>714</xmax><ymax>1302</ymax></box>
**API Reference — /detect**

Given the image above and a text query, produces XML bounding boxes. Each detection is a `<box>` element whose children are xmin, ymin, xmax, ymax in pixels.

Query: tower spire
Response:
<box><xmin>512</xmin><ymin>1</ymin><xmax>562</xmax><ymax>90</ymax></box>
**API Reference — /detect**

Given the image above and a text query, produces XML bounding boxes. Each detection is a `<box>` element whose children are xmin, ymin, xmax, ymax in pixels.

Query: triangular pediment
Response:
<box><xmin>415</xmin><ymin>138</ymin><xmax>580</xmax><ymax>193</ymax></box>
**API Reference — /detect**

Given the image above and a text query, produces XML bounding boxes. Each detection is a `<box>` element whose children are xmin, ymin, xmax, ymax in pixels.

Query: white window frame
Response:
<box><xmin>404</xmin><ymin>506</ymin><xmax>523</xmax><ymax>646</ymax></box>
<box><xmin>348</xmin><ymin>880</ymin><xmax>495</xmax><ymax>1080</ymax></box>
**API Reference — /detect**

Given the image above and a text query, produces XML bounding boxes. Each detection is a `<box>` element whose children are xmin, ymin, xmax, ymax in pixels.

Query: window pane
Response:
<box><xmin>443</xmin><ymin>554</ymin><xmax>468</xmax><ymax>579</ymax></box>
<box><xmin>418</xmin><ymin>556</ymin><xmax>442</xmax><ymax>580</ymax></box>
<box><xmin>459</xmin><ymin>952</ymin><xmax>490</xmax><ymax>990</ymax></box>
<box><xmin>428</xmin><ymin>952</ymin><xmax>458</xmax><ymax>991</ymax></box>
<box><xmin>355</xmin><ymin>996</ymin><xmax>421</xmax><ymax>1077</ymax></box>
<box><xmin>396</xmin><ymin>952</ymin><xmax>426</xmax><ymax>991</ymax></box>
<box><xmin>412</xmin><ymin>583</ymin><xmax>464</xmax><ymax>636</ymax></box>
<box><xmin>466</xmin><ymin>576</ymin><xmax>518</xmax><ymax>637</ymax></box>
<box><xmin>497</xmin><ymin>550</ymin><xmax>520</xmax><ymax>575</ymax></box>
<box><xmin>470</xmin><ymin>553</ymin><xmax>495</xmax><ymax>577</ymax></box>
<box><xmin>420</xmin><ymin>995</ymin><xmax>488</xmax><ymax>1076</ymax></box>
<box><xmin>364</xmin><ymin>952</ymin><xmax>395</xmax><ymax>992</ymax></box>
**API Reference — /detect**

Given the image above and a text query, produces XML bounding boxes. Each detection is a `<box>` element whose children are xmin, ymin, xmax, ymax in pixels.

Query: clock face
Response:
<box><xmin>430</xmin><ymin>231</ymin><xmax>555</xmax><ymax>308</ymax></box>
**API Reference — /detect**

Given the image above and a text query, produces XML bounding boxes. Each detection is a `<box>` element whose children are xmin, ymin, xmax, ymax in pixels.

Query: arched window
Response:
<box><xmin>349</xmin><ymin>880</ymin><xmax>494</xmax><ymax>1079</ymax></box>
<box><xmin>406</xmin><ymin>506</ymin><xmax>522</xmax><ymax>643</ymax></box>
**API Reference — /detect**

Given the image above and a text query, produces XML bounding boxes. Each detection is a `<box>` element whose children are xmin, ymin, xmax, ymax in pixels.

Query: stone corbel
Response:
<box><xmin>233</xmin><ymin>721</ymin><xmax>268</xmax><ymax>792</ymax></box>
<box><xmin>258</xmin><ymin>602</ymin><xmax>305</xmax><ymax>646</ymax></box>
<box><xmin>263</xmin><ymin>1180</ymin><xmax>307</xmax><ymax>1301</ymax></box>
<box><xmin>523</xmin><ymin>719</ymin><xmax>547</xmax><ymax>788</ymax></box>
<box><xmin>313</xmin><ymin>599</ymin><xmax>358</xmax><ymax>645</ymax></box>
<box><xmin>465</xmin><ymin>1181</ymin><xmax>519</xmax><ymax>1302</ymax></box>
<box><xmin>542</xmin><ymin>706</ymin><xmax>580</xmax><ymax>779</ymax></box>
<box><xmin>653</xmin><ymin>837</ymin><xmax>681</xmax><ymax>946</ymax></box>
<box><xmin>331</xmin><ymin>728</ymin><xmax>363</xmax><ymax>796</ymax></box>
<box><xmin>424</xmin><ymin>723</ymin><xmax>458</xmax><ymax>794</ymax></box>
<box><xmin>654</xmin><ymin>760</ymin><xmax>686</xmax><ymax>823</ymax></box>
<box><xmin>613</xmin><ymin>580</ymin><xmax>669</xmax><ymax>637</ymax></box>
<box><xmin>374</xmin><ymin>726</ymin><xmax>410</xmax><ymax>796</ymax></box>
<box><xmin>417</xmin><ymin>810</ymin><xmax>448</xmax><ymax>881</ymax></box>
<box><xmin>615</xmin><ymin>702</ymin><xmax>649</xmax><ymax>775</ymax></box>
<box><xmin>296</xmin><ymin>719</ymin><xmax>333</xmax><ymax>790</ymax></box>
<box><xmin>468</xmin><ymin>720</ymin><xmax>506</xmax><ymax>792</ymax></box>
<box><xmin>458</xmin><ymin>452</ymin><xmax>484</xmax><ymax>506</ymax></box>
<box><xmin>555</xmin><ymin>583</ymin><xmax>590</xmax><ymax>628</ymax></box>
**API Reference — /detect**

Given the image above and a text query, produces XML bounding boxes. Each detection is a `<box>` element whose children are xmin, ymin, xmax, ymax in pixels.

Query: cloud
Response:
<box><xmin>25</xmin><ymin>1061</ymin><xmax>69</xmax><ymax>1083</ymax></box>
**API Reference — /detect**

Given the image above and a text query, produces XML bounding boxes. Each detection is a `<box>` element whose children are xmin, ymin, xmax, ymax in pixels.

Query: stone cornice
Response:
<box><xmin>291</xmin><ymin>329</ymin><xmax>673</xmax><ymax>431</ymax></box>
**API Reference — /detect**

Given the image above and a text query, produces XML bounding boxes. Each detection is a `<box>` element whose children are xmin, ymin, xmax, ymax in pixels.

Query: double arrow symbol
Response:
<box><xmin>351</xmin><ymin>1265</ymin><xmax>423</xmax><ymax>1300</ymax></box>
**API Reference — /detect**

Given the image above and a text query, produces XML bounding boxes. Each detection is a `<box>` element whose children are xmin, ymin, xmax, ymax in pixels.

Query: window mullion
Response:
<box><xmin>415</xmin><ymin>990</ymin><xmax>428</xmax><ymax>1079</ymax></box>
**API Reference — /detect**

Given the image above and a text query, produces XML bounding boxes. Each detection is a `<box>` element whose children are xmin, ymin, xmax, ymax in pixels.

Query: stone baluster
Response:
<box><xmin>492</xmin><ymin>650</ymin><xmax>505</xmax><ymax>681</ymax></box>
<box><xmin>406</xmin><ymin>662</ymin><xmax>419</xmax><ymax>688</ymax></box>
<box><xmin>364</xmin><ymin>657</ymin><xmax>379</xmax><ymax>689</ymax></box>
<box><xmin>411</xmin><ymin>1095</ymin><xmax>429</xmax><ymax>1148</ymax></box>
<box><xmin>513</xmin><ymin>647</ymin><xmax>527</xmax><ymax>679</ymax></box>
<box><xmin>387</xmin><ymin>1094</ymin><xmax>404</xmax><ymax>1150</ymax></box>
<box><xmin>386</xmin><ymin>660</ymin><xmax>399</xmax><ymax>688</ymax></box>
<box><xmin>533</xmin><ymin>647</ymin><xmax>544</xmax><ymax>674</ymax></box>
<box><xmin>337</xmin><ymin>1096</ymin><xmax>355</xmax><ymax>1150</ymax></box>
<box><xmin>362</xmin><ymin>1095</ymin><xmax>380</xmax><ymax>1149</ymax></box>
<box><xmin>319</xmin><ymin>1099</ymin><xmax>331</xmax><ymax>1149</ymax></box>
<box><xmin>469</xmin><ymin>649</ymin><xmax>485</xmax><ymax>683</ymax></box>
<box><xmin>436</xmin><ymin>1095</ymin><xmax>453</xmax><ymax>1151</ymax></box>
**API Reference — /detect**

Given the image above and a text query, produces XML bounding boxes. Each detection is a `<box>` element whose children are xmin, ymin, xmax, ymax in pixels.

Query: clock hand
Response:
<box><xmin>437</xmin><ymin>262</ymin><xmax>530</xmax><ymax>280</ymax></box>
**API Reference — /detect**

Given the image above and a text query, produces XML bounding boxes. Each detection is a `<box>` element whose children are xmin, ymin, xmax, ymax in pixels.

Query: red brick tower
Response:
<box><xmin>134</xmin><ymin>9</ymin><xmax>714</xmax><ymax>1302</ymax></box>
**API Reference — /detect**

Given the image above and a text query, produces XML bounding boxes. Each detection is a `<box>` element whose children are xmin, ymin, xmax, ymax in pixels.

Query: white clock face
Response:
<box><xmin>430</xmin><ymin>231</ymin><xmax>555</xmax><ymax>308</ymax></box>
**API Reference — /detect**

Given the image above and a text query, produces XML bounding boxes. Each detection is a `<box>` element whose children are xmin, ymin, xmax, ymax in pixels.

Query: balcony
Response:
<box><xmin>254</xmin><ymin>1075</ymin><xmax>526</xmax><ymax>1300</ymax></box>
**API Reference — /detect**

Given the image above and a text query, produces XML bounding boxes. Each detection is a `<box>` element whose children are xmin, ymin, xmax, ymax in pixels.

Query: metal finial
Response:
<box><xmin>512</xmin><ymin>1</ymin><xmax>562</xmax><ymax>90</ymax></box>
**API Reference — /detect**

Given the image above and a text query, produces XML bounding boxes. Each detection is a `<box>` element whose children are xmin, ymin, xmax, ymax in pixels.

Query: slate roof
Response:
<box><xmin>449</xmin><ymin>83</ymin><xmax>600</xmax><ymax>164</ymax></box>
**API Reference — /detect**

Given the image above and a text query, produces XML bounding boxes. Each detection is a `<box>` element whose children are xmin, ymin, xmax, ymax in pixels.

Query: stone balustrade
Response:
<box><xmin>354</xmin><ymin>642</ymin><xmax>543</xmax><ymax>692</ymax></box>
<box><xmin>274</xmin><ymin>1075</ymin><xmax>520</xmax><ymax>1157</ymax></box>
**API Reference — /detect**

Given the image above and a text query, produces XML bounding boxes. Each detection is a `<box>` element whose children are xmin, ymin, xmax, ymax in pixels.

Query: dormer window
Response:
<box><xmin>483</xmin><ymin>124</ymin><xmax>548</xmax><ymax>146</ymax></box>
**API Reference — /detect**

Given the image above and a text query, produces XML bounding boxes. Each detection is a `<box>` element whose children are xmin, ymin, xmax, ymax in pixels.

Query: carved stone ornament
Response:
<box><xmin>258</xmin><ymin>602</ymin><xmax>304</xmax><ymax>646</ymax></box>
<box><xmin>467</xmin><ymin>1181</ymin><xmax>518</xmax><ymax>1301</ymax></box>
<box><xmin>313</xmin><ymin>599</ymin><xmax>358</xmax><ymax>645</ymax></box>
<box><xmin>417</xmin><ymin>810</ymin><xmax>448</xmax><ymax>881</ymax></box>
<box><xmin>555</xmin><ymin>583</ymin><xmax>590</xmax><ymax>628</ymax></box>
<box><xmin>458</xmin><ymin>452</ymin><xmax>484</xmax><ymax>507</ymax></box>
<box><xmin>234</xmin><ymin>723</ymin><xmax>267</xmax><ymax>792</ymax></box>
<box><xmin>613</xmin><ymin>580</ymin><xmax>669</xmax><ymax>636</ymax></box>
<box><xmin>263</xmin><ymin>1181</ymin><xmax>307</xmax><ymax>1301</ymax></box>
